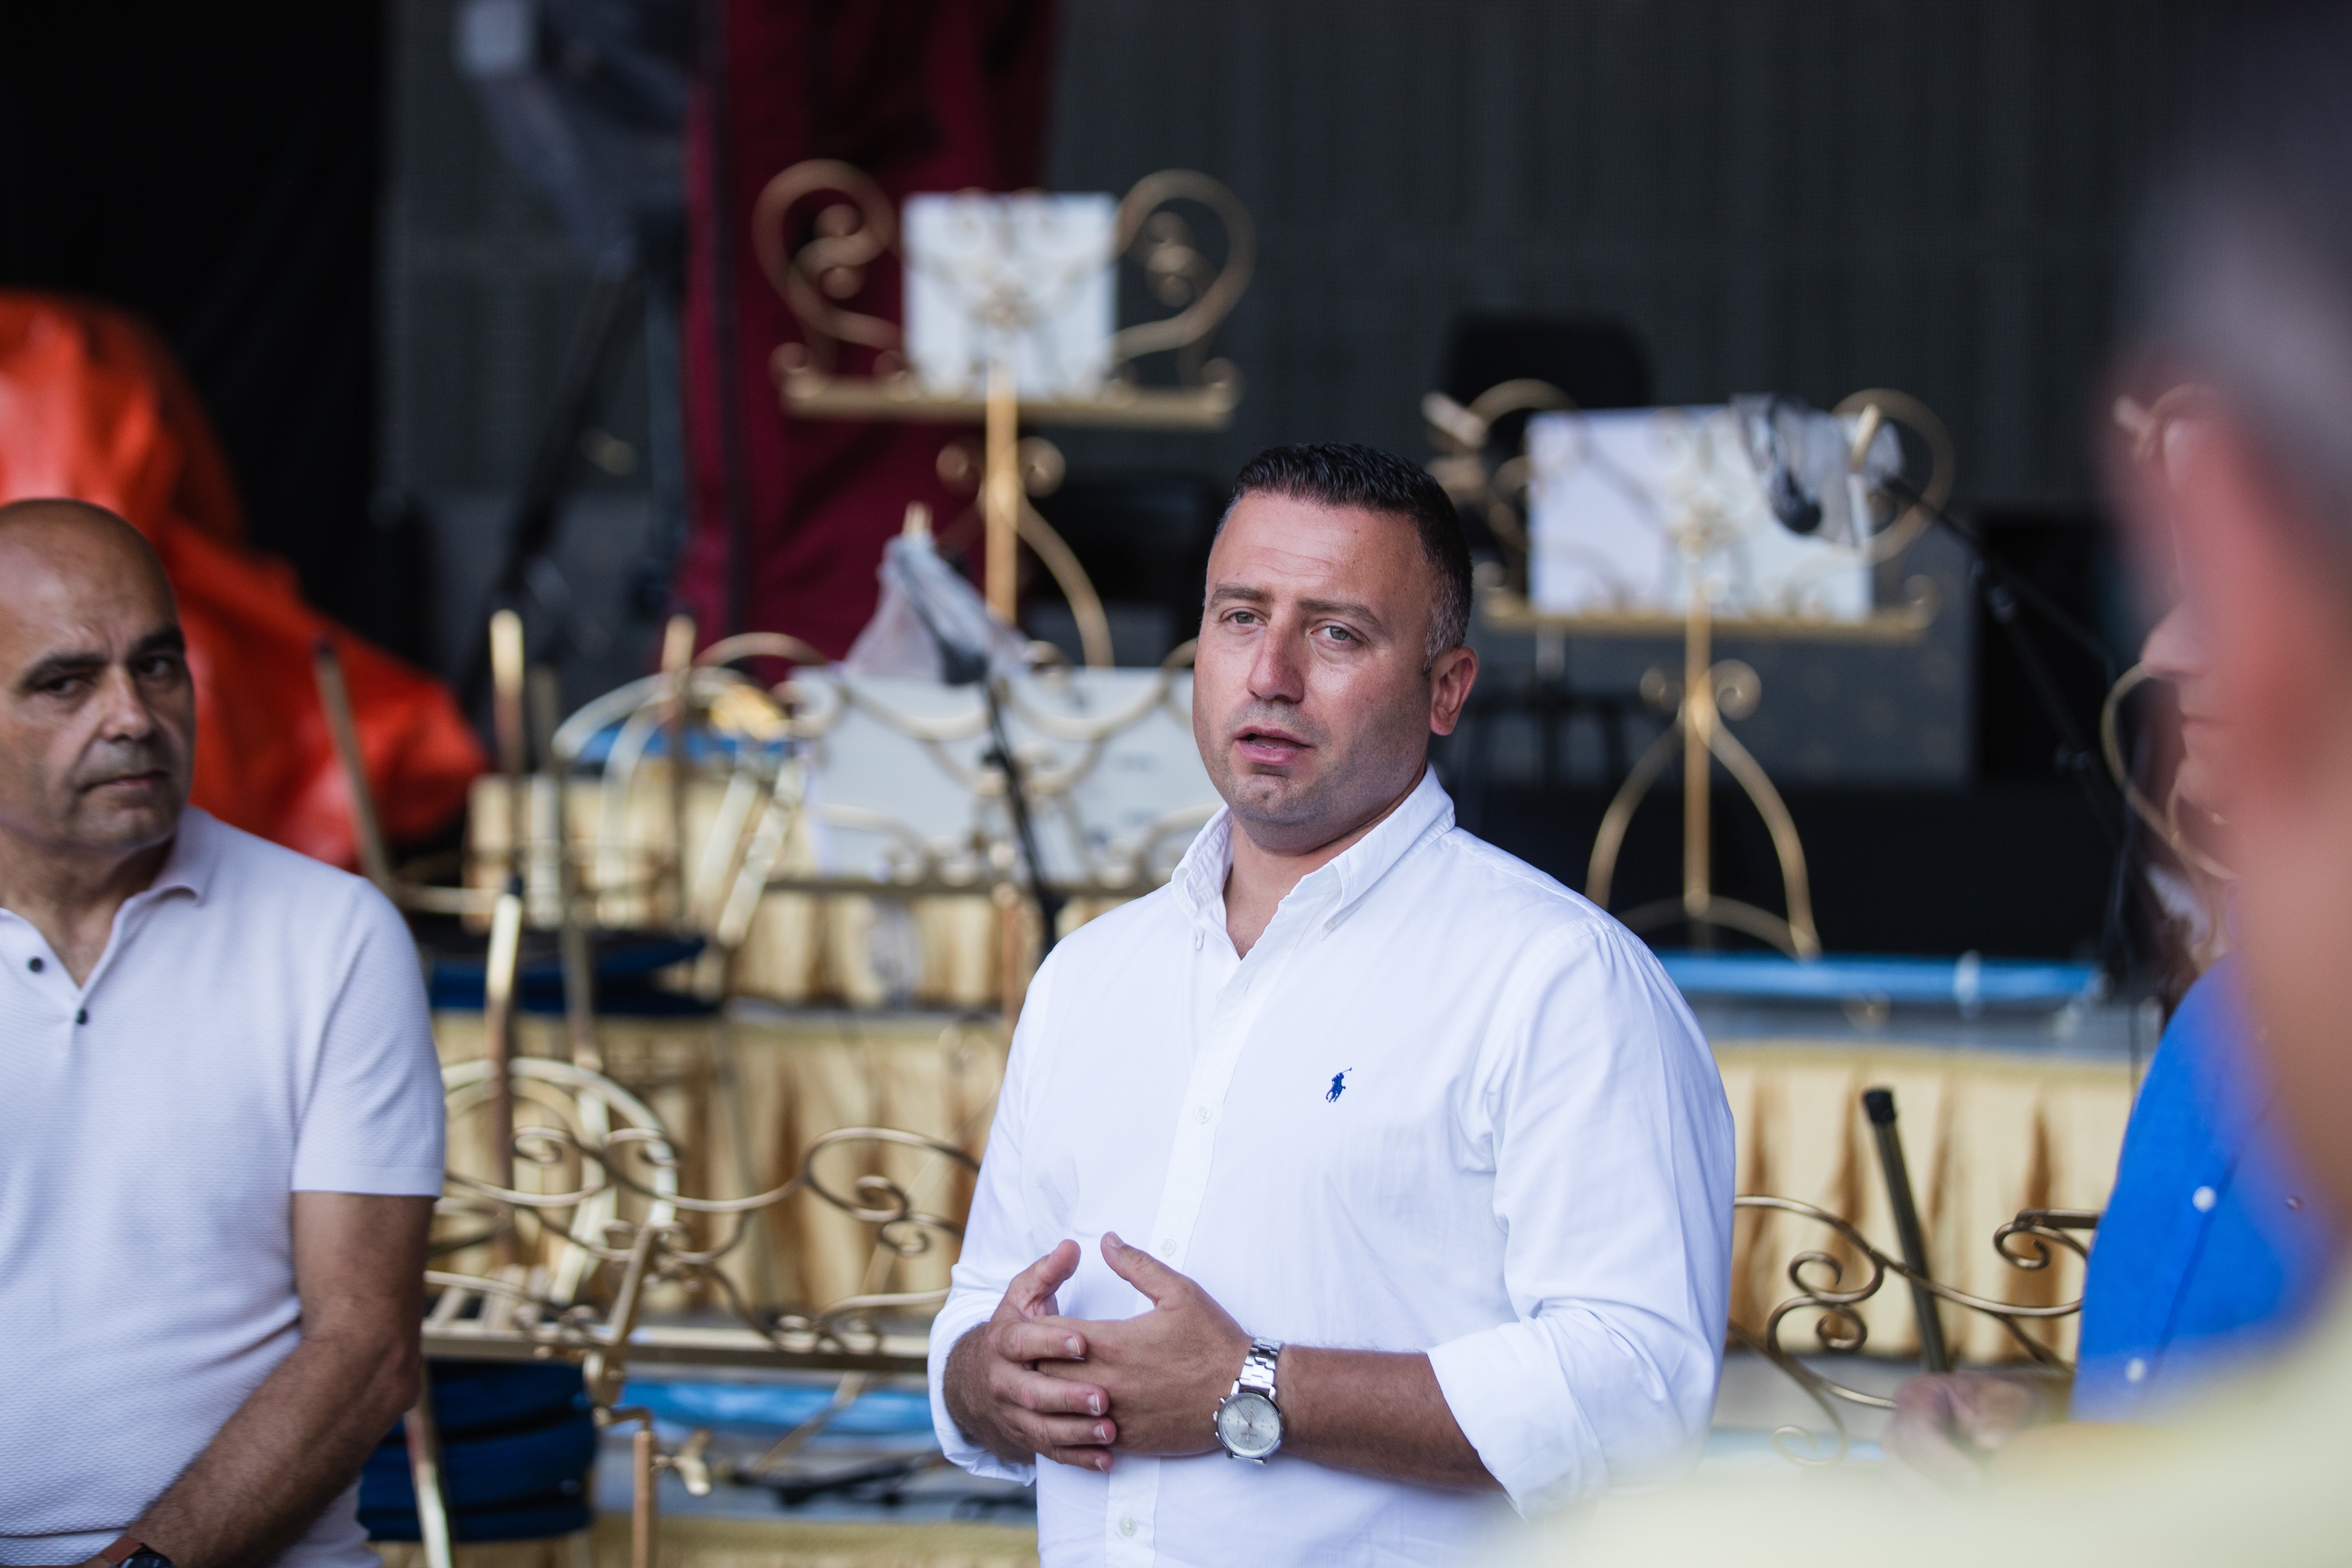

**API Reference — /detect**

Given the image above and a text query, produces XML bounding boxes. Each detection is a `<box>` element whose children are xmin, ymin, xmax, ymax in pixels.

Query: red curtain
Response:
<box><xmin>0</xmin><ymin>295</ymin><xmax>485</xmax><ymax>869</ymax></box>
<box><xmin>674</xmin><ymin>0</ymin><xmax>1058</xmax><ymax>657</ymax></box>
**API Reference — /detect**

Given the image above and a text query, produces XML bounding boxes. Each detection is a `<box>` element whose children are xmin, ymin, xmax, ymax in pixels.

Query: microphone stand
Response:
<box><xmin>979</xmin><ymin>676</ymin><xmax>1067</xmax><ymax>956</ymax></box>
<box><xmin>1878</xmin><ymin>474</ymin><xmax>2123</xmax><ymax>851</ymax></box>
<box><xmin>902</xmin><ymin>602</ymin><xmax>1065</xmax><ymax>956</ymax></box>
<box><xmin>1876</xmin><ymin>473</ymin><xmax>2155</xmax><ymax>994</ymax></box>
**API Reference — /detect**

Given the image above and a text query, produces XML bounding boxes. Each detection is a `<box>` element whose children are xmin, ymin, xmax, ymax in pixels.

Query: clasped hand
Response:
<box><xmin>947</xmin><ymin>1232</ymin><xmax>1252</xmax><ymax>1472</ymax></box>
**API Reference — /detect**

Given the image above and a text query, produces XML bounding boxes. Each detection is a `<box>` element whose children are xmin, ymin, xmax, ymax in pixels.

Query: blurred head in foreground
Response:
<box><xmin>1549</xmin><ymin>12</ymin><xmax>2352</xmax><ymax>1565</ymax></box>
<box><xmin>2121</xmin><ymin>0</ymin><xmax>2352</xmax><ymax>1234</ymax></box>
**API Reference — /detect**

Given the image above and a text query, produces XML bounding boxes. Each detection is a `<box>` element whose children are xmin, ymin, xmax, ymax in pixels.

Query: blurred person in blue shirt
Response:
<box><xmin>1887</xmin><ymin>429</ymin><xmax>2339</xmax><ymax>1485</ymax></box>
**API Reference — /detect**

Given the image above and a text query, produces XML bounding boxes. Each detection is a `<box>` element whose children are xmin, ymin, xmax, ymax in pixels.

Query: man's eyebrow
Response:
<box><xmin>16</xmin><ymin>626</ymin><xmax>186</xmax><ymax>692</ymax></box>
<box><xmin>1297</xmin><ymin>596</ymin><xmax>1388</xmax><ymax>633</ymax></box>
<box><xmin>16</xmin><ymin>649</ymin><xmax>106</xmax><ymax>692</ymax></box>
<box><xmin>1207</xmin><ymin>583</ymin><xmax>1271</xmax><ymax>605</ymax></box>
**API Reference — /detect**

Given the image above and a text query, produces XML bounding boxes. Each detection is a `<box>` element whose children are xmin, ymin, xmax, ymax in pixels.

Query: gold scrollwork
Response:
<box><xmin>751</xmin><ymin>161</ymin><xmax>1252</xmax><ymax>396</ymax></box>
<box><xmin>2100</xmin><ymin>662</ymin><xmax>2234</xmax><ymax>881</ymax></box>
<box><xmin>1831</xmin><ymin>387</ymin><xmax>1957</xmax><ymax>565</ymax></box>
<box><xmin>1107</xmin><ymin>169</ymin><xmax>1255</xmax><ymax>386</ymax></box>
<box><xmin>435</xmin><ymin>1055</ymin><xmax>981</xmax><ymax>1364</ymax></box>
<box><xmin>1730</xmin><ymin>1194</ymin><xmax>2091</xmax><ymax>1465</ymax></box>
<box><xmin>1424</xmin><ymin>379</ymin><xmax>1576</xmax><ymax>575</ymax></box>
<box><xmin>750</xmin><ymin>160</ymin><xmax>903</xmax><ymax>375</ymax></box>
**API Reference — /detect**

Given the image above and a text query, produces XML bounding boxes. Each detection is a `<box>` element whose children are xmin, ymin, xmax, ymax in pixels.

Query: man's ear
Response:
<box><xmin>1427</xmin><ymin>644</ymin><xmax>1479</xmax><ymax>736</ymax></box>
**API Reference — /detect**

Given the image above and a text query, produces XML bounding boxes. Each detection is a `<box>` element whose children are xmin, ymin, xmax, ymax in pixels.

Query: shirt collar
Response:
<box><xmin>135</xmin><ymin>806</ymin><xmax>217</xmax><ymax>907</ymax></box>
<box><xmin>1171</xmin><ymin>766</ymin><xmax>1456</xmax><ymax>930</ymax></box>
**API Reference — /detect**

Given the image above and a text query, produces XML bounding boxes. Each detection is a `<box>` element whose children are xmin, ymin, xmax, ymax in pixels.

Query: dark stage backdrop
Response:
<box><xmin>1044</xmin><ymin>0</ymin><xmax>2226</xmax><ymax>514</ymax></box>
<box><xmin>0</xmin><ymin>5</ymin><xmax>399</xmax><ymax>654</ymax></box>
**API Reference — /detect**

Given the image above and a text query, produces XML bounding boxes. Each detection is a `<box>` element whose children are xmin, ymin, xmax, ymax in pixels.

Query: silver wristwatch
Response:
<box><xmin>1214</xmin><ymin>1338</ymin><xmax>1286</xmax><ymax>1461</ymax></box>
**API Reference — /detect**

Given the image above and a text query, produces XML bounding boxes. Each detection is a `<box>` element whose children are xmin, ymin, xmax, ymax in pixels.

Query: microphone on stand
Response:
<box><xmin>1735</xmin><ymin>394</ymin><xmax>1903</xmax><ymax>543</ymax></box>
<box><xmin>1742</xmin><ymin>395</ymin><xmax>1825</xmax><ymax>535</ymax></box>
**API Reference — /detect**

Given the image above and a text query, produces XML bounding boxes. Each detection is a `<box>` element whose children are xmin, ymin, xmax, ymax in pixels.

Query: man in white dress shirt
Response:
<box><xmin>928</xmin><ymin>444</ymin><xmax>1736</xmax><ymax>1564</ymax></box>
<box><xmin>0</xmin><ymin>500</ymin><xmax>445</xmax><ymax>1568</ymax></box>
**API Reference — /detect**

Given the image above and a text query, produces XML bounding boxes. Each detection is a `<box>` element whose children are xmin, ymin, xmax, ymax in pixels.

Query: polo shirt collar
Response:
<box><xmin>1171</xmin><ymin>766</ymin><xmax>1455</xmax><ymax>931</ymax></box>
<box><xmin>137</xmin><ymin>806</ymin><xmax>219</xmax><ymax>907</ymax></box>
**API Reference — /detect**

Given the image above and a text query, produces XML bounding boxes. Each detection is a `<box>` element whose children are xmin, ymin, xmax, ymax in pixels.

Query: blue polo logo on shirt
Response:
<box><xmin>1326</xmin><ymin>1070</ymin><xmax>1351</xmax><ymax>1103</ymax></box>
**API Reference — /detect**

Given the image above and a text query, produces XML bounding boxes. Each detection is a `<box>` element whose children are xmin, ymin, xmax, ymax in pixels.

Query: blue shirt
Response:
<box><xmin>2073</xmin><ymin>960</ymin><xmax>2338</xmax><ymax>1419</ymax></box>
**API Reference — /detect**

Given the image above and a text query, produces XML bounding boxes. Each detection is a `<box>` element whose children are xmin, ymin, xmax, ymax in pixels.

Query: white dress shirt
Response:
<box><xmin>0</xmin><ymin>809</ymin><xmax>447</xmax><ymax>1567</ymax></box>
<box><xmin>927</xmin><ymin>769</ymin><xmax>1734</xmax><ymax>1566</ymax></box>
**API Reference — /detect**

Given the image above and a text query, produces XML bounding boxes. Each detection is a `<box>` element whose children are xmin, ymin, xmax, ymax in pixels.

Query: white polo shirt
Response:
<box><xmin>929</xmin><ymin>769</ymin><xmax>1735</xmax><ymax>1566</ymax></box>
<box><xmin>0</xmin><ymin>808</ymin><xmax>446</xmax><ymax>1567</ymax></box>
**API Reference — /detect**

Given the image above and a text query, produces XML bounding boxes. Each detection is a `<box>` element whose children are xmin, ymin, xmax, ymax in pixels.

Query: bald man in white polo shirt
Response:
<box><xmin>0</xmin><ymin>500</ymin><xmax>445</xmax><ymax>1568</ymax></box>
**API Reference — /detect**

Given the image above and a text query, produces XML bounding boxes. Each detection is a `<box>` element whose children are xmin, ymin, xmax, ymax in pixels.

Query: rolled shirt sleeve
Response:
<box><xmin>927</xmin><ymin>957</ymin><xmax>1058</xmax><ymax>1484</ymax></box>
<box><xmin>1425</xmin><ymin>922</ymin><xmax>1736</xmax><ymax>1512</ymax></box>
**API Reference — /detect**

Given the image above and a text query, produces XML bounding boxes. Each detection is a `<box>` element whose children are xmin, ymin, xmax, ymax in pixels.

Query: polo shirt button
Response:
<box><xmin>2125</xmin><ymin>1357</ymin><xmax>2147</xmax><ymax>1383</ymax></box>
<box><xmin>1118</xmin><ymin>1517</ymin><xmax>1138</xmax><ymax>1537</ymax></box>
<box><xmin>1193</xmin><ymin>1105</ymin><xmax>1212</xmax><ymax>1124</ymax></box>
<box><xmin>1158</xmin><ymin>1237</ymin><xmax>1177</xmax><ymax>1257</ymax></box>
<box><xmin>74</xmin><ymin>1007</ymin><xmax>88</xmax><ymax>1025</ymax></box>
<box><xmin>27</xmin><ymin>956</ymin><xmax>43</xmax><ymax>973</ymax></box>
<box><xmin>2191</xmin><ymin>1185</ymin><xmax>2217</xmax><ymax>1212</ymax></box>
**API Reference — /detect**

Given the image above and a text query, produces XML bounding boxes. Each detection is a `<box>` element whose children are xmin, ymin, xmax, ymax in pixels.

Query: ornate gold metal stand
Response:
<box><xmin>1586</xmin><ymin>582</ymin><xmax>1826</xmax><ymax>958</ymax></box>
<box><xmin>1483</xmin><ymin>580</ymin><xmax>1942</xmax><ymax>949</ymax></box>
<box><xmin>1446</xmin><ymin>388</ymin><xmax>1954</xmax><ymax>960</ymax></box>
<box><xmin>750</xmin><ymin>162</ymin><xmax>1254</xmax><ymax>652</ymax></box>
<box><xmin>426</xmin><ymin>1048</ymin><xmax>984</xmax><ymax>1560</ymax></box>
<box><xmin>1732</xmin><ymin>1193</ymin><xmax>2096</xmax><ymax>1463</ymax></box>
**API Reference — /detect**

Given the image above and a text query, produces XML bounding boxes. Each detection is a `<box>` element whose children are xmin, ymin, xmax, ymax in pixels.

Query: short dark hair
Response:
<box><xmin>1220</xmin><ymin>442</ymin><xmax>1472</xmax><ymax>662</ymax></box>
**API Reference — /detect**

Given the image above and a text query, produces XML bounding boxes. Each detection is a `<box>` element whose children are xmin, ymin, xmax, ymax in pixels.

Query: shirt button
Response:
<box><xmin>74</xmin><ymin>1007</ymin><xmax>89</xmax><ymax>1025</ymax></box>
<box><xmin>1158</xmin><ymin>1237</ymin><xmax>1177</xmax><ymax>1257</ymax></box>
<box><xmin>1118</xmin><ymin>1517</ymin><xmax>1138</xmax><ymax>1538</ymax></box>
<box><xmin>2191</xmin><ymin>1185</ymin><xmax>2218</xmax><ymax>1212</ymax></box>
<box><xmin>2125</xmin><ymin>1357</ymin><xmax>2147</xmax><ymax>1384</ymax></box>
<box><xmin>27</xmin><ymin>956</ymin><xmax>43</xmax><ymax>973</ymax></box>
<box><xmin>1193</xmin><ymin>1105</ymin><xmax>1212</xmax><ymax>1124</ymax></box>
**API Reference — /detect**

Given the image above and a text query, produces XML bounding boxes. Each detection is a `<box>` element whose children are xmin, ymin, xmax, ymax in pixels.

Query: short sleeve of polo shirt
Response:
<box><xmin>289</xmin><ymin>884</ymin><xmax>447</xmax><ymax>1196</ymax></box>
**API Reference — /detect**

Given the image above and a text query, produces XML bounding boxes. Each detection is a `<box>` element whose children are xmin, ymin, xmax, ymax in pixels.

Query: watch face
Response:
<box><xmin>1217</xmin><ymin>1390</ymin><xmax>1282</xmax><ymax>1459</ymax></box>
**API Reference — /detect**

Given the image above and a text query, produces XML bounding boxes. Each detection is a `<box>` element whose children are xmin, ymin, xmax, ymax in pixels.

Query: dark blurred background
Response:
<box><xmin>0</xmin><ymin>0</ymin><xmax>2227</xmax><ymax>957</ymax></box>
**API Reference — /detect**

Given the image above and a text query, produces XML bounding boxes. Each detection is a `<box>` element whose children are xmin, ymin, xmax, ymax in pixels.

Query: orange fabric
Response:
<box><xmin>0</xmin><ymin>294</ymin><xmax>485</xmax><ymax>868</ymax></box>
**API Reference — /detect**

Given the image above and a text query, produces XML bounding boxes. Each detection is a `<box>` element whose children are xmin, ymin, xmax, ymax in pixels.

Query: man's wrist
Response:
<box><xmin>100</xmin><ymin>1536</ymin><xmax>172</xmax><ymax>1568</ymax></box>
<box><xmin>945</xmin><ymin>1324</ymin><xmax>1025</xmax><ymax>1465</ymax></box>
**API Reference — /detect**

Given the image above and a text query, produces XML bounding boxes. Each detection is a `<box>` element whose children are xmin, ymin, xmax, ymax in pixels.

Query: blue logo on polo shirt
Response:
<box><xmin>1326</xmin><ymin>1070</ymin><xmax>1351</xmax><ymax>1103</ymax></box>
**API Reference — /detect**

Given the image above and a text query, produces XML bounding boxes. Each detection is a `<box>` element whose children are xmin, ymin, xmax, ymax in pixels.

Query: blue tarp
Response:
<box><xmin>1656</xmin><ymin>951</ymin><xmax>2101</xmax><ymax>1007</ymax></box>
<box><xmin>622</xmin><ymin>1379</ymin><xmax>938</xmax><ymax>1436</ymax></box>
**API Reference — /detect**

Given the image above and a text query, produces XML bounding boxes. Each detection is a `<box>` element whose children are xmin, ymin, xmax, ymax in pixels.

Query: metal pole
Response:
<box><xmin>1682</xmin><ymin>580</ymin><xmax>1713</xmax><ymax>946</ymax></box>
<box><xmin>401</xmin><ymin>1370</ymin><xmax>454</xmax><ymax>1568</ymax></box>
<box><xmin>491</xmin><ymin>609</ymin><xmax>530</xmax><ymax>887</ymax></box>
<box><xmin>632</xmin><ymin>1424</ymin><xmax>659</xmax><ymax>1568</ymax></box>
<box><xmin>1862</xmin><ymin>1086</ymin><xmax>1951</xmax><ymax>1373</ymax></box>
<box><xmin>311</xmin><ymin>639</ymin><xmax>397</xmax><ymax>899</ymax></box>
<box><xmin>483</xmin><ymin>879</ymin><xmax>526</xmax><ymax>1268</ymax></box>
<box><xmin>661</xmin><ymin>615</ymin><xmax>698</xmax><ymax>927</ymax></box>
<box><xmin>984</xmin><ymin>359</ymin><xmax>1020</xmax><ymax>622</ymax></box>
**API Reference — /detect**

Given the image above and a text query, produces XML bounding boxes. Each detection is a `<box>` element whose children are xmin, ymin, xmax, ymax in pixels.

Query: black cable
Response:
<box><xmin>1872</xmin><ymin>474</ymin><xmax>2158</xmax><ymax>994</ymax></box>
<box><xmin>891</xmin><ymin>586</ymin><xmax>1064</xmax><ymax>955</ymax></box>
<box><xmin>982</xmin><ymin>678</ymin><xmax>1066</xmax><ymax>954</ymax></box>
<box><xmin>1878</xmin><ymin>474</ymin><xmax>2124</xmax><ymax>848</ymax></box>
<box><xmin>457</xmin><ymin>255</ymin><xmax>646</xmax><ymax>709</ymax></box>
